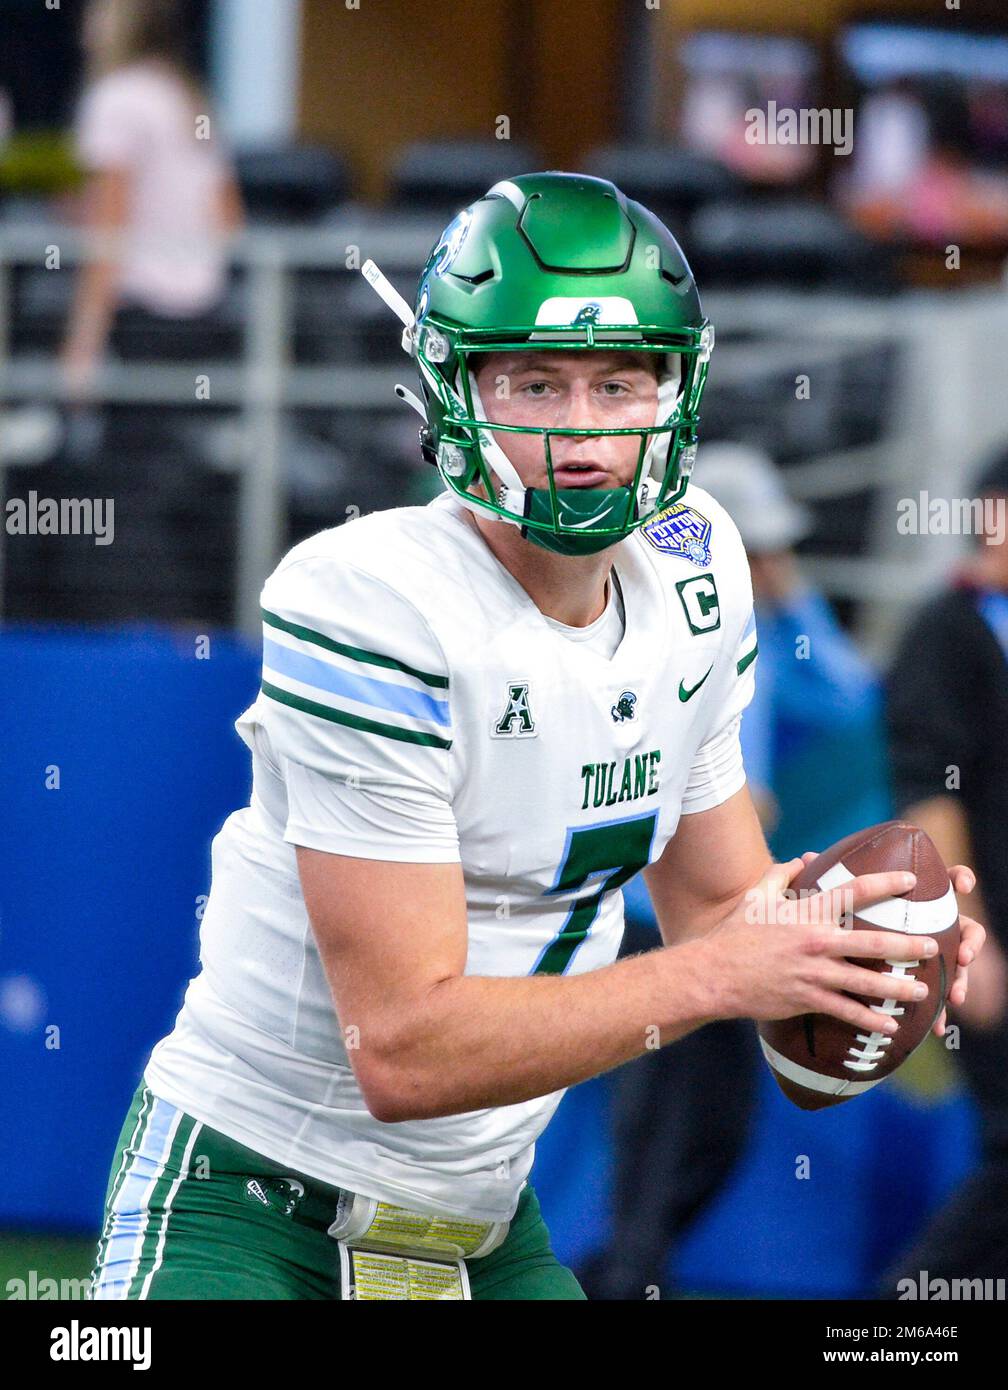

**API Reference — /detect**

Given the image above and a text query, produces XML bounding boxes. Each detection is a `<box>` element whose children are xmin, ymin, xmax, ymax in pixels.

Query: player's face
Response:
<box><xmin>472</xmin><ymin>350</ymin><xmax>661</xmax><ymax>491</ymax></box>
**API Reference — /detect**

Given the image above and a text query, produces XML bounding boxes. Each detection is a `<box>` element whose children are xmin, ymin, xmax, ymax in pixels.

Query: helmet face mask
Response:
<box><xmin>423</xmin><ymin>334</ymin><xmax>708</xmax><ymax>556</ymax></box>
<box><xmin>369</xmin><ymin>173</ymin><xmax>714</xmax><ymax>557</ymax></box>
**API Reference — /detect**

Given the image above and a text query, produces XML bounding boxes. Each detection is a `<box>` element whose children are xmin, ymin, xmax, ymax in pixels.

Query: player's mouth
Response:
<box><xmin>550</xmin><ymin>464</ymin><xmax>612</xmax><ymax>488</ymax></box>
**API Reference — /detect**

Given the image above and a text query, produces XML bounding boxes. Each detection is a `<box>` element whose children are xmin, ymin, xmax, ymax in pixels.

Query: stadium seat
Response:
<box><xmin>234</xmin><ymin>142</ymin><xmax>351</xmax><ymax>222</ymax></box>
<box><xmin>583</xmin><ymin>143</ymin><xmax>742</xmax><ymax>228</ymax></box>
<box><xmin>388</xmin><ymin>138</ymin><xmax>542</xmax><ymax>216</ymax></box>
<box><xmin>689</xmin><ymin>198</ymin><xmax>897</xmax><ymax>292</ymax></box>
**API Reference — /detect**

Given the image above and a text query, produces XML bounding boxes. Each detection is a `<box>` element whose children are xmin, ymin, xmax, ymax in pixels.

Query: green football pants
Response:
<box><xmin>89</xmin><ymin>1081</ymin><xmax>586</xmax><ymax>1300</ymax></box>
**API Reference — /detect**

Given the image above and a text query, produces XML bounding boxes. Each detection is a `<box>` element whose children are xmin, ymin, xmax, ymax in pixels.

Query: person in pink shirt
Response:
<box><xmin>61</xmin><ymin>0</ymin><xmax>244</xmax><ymax>401</ymax></box>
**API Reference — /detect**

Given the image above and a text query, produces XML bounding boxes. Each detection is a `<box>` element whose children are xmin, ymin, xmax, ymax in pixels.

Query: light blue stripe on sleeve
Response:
<box><xmin>741</xmin><ymin>609</ymin><xmax>757</xmax><ymax>642</ymax></box>
<box><xmin>263</xmin><ymin>637</ymin><xmax>451</xmax><ymax>727</ymax></box>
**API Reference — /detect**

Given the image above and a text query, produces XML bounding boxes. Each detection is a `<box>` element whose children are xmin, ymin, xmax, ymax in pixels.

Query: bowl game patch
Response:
<box><xmin>642</xmin><ymin>502</ymin><xmax>713</xmax><ymax>566</ymax></box>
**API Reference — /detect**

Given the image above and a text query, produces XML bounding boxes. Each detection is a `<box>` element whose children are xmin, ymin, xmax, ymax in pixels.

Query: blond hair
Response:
<box><xmin>83</xmin><ymin>0</ymin><xmax>209</xmax><ymax>126</ymax></box>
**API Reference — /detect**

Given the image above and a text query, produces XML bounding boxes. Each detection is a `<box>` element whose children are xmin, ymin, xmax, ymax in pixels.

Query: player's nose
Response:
<box><xmin>553</xmin><ymin>384</ymin><xmax>605</xmax><ymax>434</ymax></box>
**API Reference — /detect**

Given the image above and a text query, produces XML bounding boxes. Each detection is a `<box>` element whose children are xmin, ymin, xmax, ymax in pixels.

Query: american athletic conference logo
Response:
<box><xmin>492</xmin><ymin>681</ymin><xmax>537</xmax><ymax>737</ymax></box>
<box><xmin>611</xmin><ymin>690</ymin><xmax>637</xmax><ymax>722</ymax></box>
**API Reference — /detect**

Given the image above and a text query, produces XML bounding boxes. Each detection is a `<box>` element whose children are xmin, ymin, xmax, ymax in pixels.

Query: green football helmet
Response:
<box><xmin>363</xmin><ymin>171</ymin><xmax>714</xmax><ymax>557</ymax></box>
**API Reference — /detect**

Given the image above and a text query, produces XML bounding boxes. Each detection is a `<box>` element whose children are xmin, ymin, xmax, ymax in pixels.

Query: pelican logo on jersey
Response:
<box><xmin>580</xmin><ymin>750</ymin><xmax>661</xmax><ymax>809</ymax></box>
<box><xmin>492</xmin><ymin>682</ymin><xmax>537</xmax><ymax>737</ymax></box>
<box><xmin>642</xmin><ymin>502</ymin><xmax>713</xmax><ymax>567</ymax></box>
<box><xmin>611</xmin><ymin>690</ymin><xmax>637</xmax><ymax>722</ymax></box>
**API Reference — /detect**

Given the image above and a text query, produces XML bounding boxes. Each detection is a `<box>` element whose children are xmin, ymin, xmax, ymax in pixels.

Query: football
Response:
<box><xmin>759</xmin><ymin>821</ymin><xmax>961</xmax><ymax>1111</ymax></box>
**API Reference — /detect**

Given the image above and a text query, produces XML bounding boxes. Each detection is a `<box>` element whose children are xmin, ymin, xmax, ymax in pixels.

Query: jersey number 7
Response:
<box><xmin>531</xmin><ymin>811</ymin><xmax>658</xmax><ymax>975</ymax></box>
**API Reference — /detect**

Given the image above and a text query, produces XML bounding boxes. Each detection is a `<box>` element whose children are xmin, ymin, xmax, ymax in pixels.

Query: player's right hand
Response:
<box><xmin>698</xmin><ymin>856</ymin><xmax>940</xmax><ymax>1036</ymax></box>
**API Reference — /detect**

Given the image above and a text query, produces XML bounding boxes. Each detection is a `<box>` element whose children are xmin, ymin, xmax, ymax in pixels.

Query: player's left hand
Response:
<box><xmin>935</xmin><ymin>863</ymin><xmax>986</xmax><ymax>1036</ymax></box>
<box><xmin>798</xmin><ymin>854</ymin><xmax>985</xmax><ymax>1039</ymax></box>
<box><xmin>928</xmin><ymin>861</ymin><xmax>984</xmax><ymax>1039</ymax></box>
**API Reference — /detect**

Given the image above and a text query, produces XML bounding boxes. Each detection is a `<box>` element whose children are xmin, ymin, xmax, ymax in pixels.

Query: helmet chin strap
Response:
<box><xmin>460</xmin><ymin>355</ymin><xmax>685</xmax><ymax>526</ymax></box>
<box><xmin>466</xmin><ymin>374</ymin><xmax>535</xmax><ymax>525</ymax></box>
<box><xmin>641</xmin><ymin>354</ymin><xmax>683</xmax><ymax>491</ymax></box>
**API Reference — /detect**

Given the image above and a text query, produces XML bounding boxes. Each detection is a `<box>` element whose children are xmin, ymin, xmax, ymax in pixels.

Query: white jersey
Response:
<box><xmin>145</xmin><ymin>486</ymin><xmax>758</xmax><ymax>1221</ymax></box>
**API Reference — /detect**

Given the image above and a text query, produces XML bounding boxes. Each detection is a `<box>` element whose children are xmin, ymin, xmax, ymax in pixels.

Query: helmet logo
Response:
<box><xmin>572</xmin><ymin>301</ymin><xmax>603</xmax><ymax>326</ymax></box>
<box><xmin>533</xmin><ymin>296</ymin><xmax>638</xmax><ymax>329</ymax></box>
<box><xmin>611</xmin><ymin>691</ymin><xmax>637</xmax><ymax>723</ymax></box>
<box><xmin>431</xmin><ymin>209</ymin><xmax>473</xmax><ymax>278</ymax></box>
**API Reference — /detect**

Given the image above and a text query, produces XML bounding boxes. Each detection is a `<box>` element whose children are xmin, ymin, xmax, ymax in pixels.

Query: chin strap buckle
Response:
<box><xmin>419</xmin><ymin>428</ymin><xmax>438</xmax><ymax>467</ymax></box>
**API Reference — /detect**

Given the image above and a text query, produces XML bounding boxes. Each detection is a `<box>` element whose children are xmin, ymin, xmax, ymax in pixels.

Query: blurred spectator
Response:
<box><xmin>577</xmin><ymin>442</ymin><xmax>880</xmax><ymax>1299</ymax></box>
<box><xmin>0</xmin><ymin>86</ymin><xmax>12</xmax><ymax>150</ymax></box>
<box><xmin>699</xmin><ymin>443</ymin><xmax>880</xmax><ymax>835</ymax></box>
<box><xmin>844</xmin><ymin>78</ymin><xmax>1008</xmax><ymax>245</ymax></box>
<box><xmin>1</xmin><ymin>77</ymin><xmax>65</xmax><ymax>468</ymax></box>
<box><xmin>880</xmin><ymin>446</ymin><xmax>1008</xmax><ymax>1292</ymax></box>
<box><xmin>59</xmin><ymin>0</ymin><xmax>244</xmax><ymax>405</ymax></box>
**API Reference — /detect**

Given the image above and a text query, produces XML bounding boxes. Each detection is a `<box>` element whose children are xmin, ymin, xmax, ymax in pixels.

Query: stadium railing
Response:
<box><xmin>1</xmin><ymin>218</ymin><xmax>1007</xmax><ymax>653</ymax></box>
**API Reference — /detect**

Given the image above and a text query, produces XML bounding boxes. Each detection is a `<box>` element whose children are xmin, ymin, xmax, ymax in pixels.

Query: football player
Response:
<box><xmin>90</xmin><ymin>173</ymin><xmax>985</xmax><ymax>1300</ymax></box>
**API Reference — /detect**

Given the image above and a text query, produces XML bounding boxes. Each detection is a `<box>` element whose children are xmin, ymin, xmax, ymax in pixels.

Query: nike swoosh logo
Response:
<box><xmin>678</xmin><ymin>664</ymin><xmax>714</xmax><ymax>702</ymax></box>
<box><xmin>555</xmin><ymin>501</ymin><xmax>623</xmax><ymax>530</ymax></box>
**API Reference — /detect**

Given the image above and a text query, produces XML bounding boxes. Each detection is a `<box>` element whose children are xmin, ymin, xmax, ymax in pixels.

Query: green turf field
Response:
<box><xmin>1</xmin><ymin>1233</ymin><xmax>96</xmax><ymax>1298</ymax></box>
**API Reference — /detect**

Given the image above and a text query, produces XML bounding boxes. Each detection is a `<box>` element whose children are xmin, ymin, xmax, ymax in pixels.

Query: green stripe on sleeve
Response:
<box><xmin>736</xmin><ymin>642</ymin><xmax>758</xmax><ymax>676</ymax></box>
<box><xmin>262</xmin><ymin>609</ymin><xmax>448</xmax><ymax>689</ymax></box>
<box><xmin>262</xmin><ymin>681</ymin><xmax>452</xmax><ymax>749</ymax></box>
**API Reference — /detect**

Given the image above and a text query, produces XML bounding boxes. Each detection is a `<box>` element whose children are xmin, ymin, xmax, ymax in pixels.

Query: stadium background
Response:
<box><xmin>2</xmin><ymin>0</ymin><xmax>1007</xmax><ymax>1296</ymax></box>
